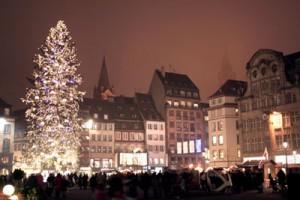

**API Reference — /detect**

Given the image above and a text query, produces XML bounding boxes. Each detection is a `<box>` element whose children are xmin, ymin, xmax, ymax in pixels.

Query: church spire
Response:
<box><xmin>93</xmin><ymin>56</ymin><xmax>114</xmax><ymax>100</ymax></box>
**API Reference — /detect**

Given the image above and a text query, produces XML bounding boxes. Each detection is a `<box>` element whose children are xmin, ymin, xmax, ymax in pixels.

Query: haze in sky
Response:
<box><xmin>1</xmin><ymin>0</ymin><xmax>300</xmax><ymax>109</ymax></box>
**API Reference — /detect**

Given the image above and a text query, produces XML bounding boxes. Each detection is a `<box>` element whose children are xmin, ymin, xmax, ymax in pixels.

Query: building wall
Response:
<box><xmin>237</xmin><ymin>49</ymin><xmax>300</xmax><ymax>165</ymax></box>
<box><xmin>145</xmin><ymin>121</ymin><xmax>167</xmax><ymax>167</ymax></box>
<box><xmin>0</xmin><ymin>116</ymin><xmax>15</xmax><ymax>174</ymax></box>
<box><xmin>208</xmin><ymin>96</ymin><xmax>241</xmax><ymax>168</ymax></box>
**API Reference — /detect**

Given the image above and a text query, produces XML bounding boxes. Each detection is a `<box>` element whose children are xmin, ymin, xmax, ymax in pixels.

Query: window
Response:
<box><xmin>237</xmin><ymin>149</ymin><xmax>241</xmax><ymax>158</ymax></box>
<box><xmin>176</xmin><ymin>122</ymin><xmax>182</xmax><ymax>131</ymax></box>
<box><xmin>4</xmin><ymin>108</ymin><xmax>10</xmax><ymax>116</ymax></box>
<box><xmin>169</xmin><ymin>110</ymin><xmax>174</xmax><ymax>116</ymax></box>
<box><xmin>104</xmin><ymin>114</ymin><xmax>108</xmax><ymax>120</ymax></box>
<box><xmin>217</xmin><ymin>121</ymin><xmax>223</xmax><ymax>131</ymax></box>
<box><xmin>115</xmin><ymin>132</ymin><xmax>121</xmax><ymax>141</ymax></box>
<box><xmin>153</xmin><ymin>134</ymin><xmax>159</xmax><ymax>141</ymax></box>
<box><xmin>193</xmin><ymin>103</ymin><xmax>199</xmax><ymax>108</ymax></box>
<box><xmin>148</xmin><ymin>124</ymin><xmax>152</xmax><ymax>129</ymax></box>
<box><xmin>212</xmin><ymin>150</ymin><xmax>218</xmax><ymax>159</ymax></box>
<box><xmin>218</xmin><ymin>135</ymin><xmax>224</xmax><ymax>145</ymax></box>
<box><xmin>237</xmin><ymin>135</ymin><xmax>240</xmax><ymax>145</ymax></box>
<box><xmin>235</xmin><ymin>120</ymin><xmax>239</xmax><ymax>130</ymax></box>
<box><xmin>160</xmin><ymin>146</ymin><xmax>164</xmax><ymax>152</ymax></box>
<box><xmin>219</xmin><ymin>150</ymin><xmax>224</xmax><ymax>159</ymax></box>
<box><xmin>176</xmin><ymin>110</ymin><xmax>181</xmax><ymax>120</ymax></box>
<box><xmin>211</xmin><ymin>122</ymin><xmax>216</xmax><ymax>132</ymax></box>
<box><xmin>183</xmin><ymin>111</ymin><xmax>188</xmax><ymax>120</ymax></box>
<box><xmin>193</xmin><ymin>92</ymin><xmax>199</xmax><ymax>98</ymax></box>
<box><xmin>3</xmin><ymin>124</ymin><xmax>11</xmax><ymax>135</ymax></box>
<box><xmin>291</xmin><ymin>111</ymin><xmax>299</xmax><ymax>124</ymax></box>
<box><xmin>148</xmin><ymin>145</ymin><xmax>153</xmax><ymax>151</ymax></box>
<box><xmin>169</xmin><ymin>121</ymin><xmax>175</xmax><ymax>128</ymax></box>
<box><xmin>170</xmin><ymin>133</ymin><xmax>175</xmax><ymax>140</ymax></box>
<box><xmin>160</xmin><ymin>135</ymin><xmax>164</xmax><ymax>141</ymax></box>
<box><xmin>174</xmin><ymin>101</ymin><xmax>179</xmax><ymax>107</ymax></box>
<box><xmin>153</xmin><ymin>124</ymin><xmax>158</xmax><ymax>130</ymax></box>
<box><xmin>190</xmin><ymin>123</ymin><xmax>195</xmax><ymax>132</ymax></box>
<box><xmin>93</xmin><ymin>113</ymin><xmax>98</xmax><ymax>119</ymax></box>
<box><xmin>212</xmin><ymin>136</ymin><xmax>217</xmax><ymax>146</ymax></box>
<box><xmin>187</xmin><ymin>102</ymin><xmax>192</xmax><ymax>108</ymax></box>
<box><xmin>122</xmin><ymin>132</ymin><xmax>128</xmax><ymax>141</ymax></box>
<box><xmin>183</xmin><ymin>122</ymin><xmax>189</xmax><ymax>132</ymax></box>
<box><xmin>103</xmin><ymin>135</ymin><xmax>107</xmax><ymax>141</ymax></box>
<box><xmin>91</xmin><ymin>134</ymin><xmax>96</xmax><ymax>141</ymax></box>
<box><xmin>129</xmin><ymin>132</ymin><xmax>135</xmax><ymax>141</ymax></box>
<box><xmin>148</xmin><ymin>134</ymin><xmax>152</xmax><ymax>140</ymax></box>
<box><xmin>180</xmin><ymin>90</ymin><xmax>185</xmax><ymax>97</ymax></box>
<box><xmin>196</xmin><ymin>112</ymin><xmax>201</xmax><ymax>119</ymax></box>
<box><xmin>108</xmin><ymin>135</ymin><xmax>112</xmax><ymax>141</ymax></box>
<box><xmin>189</xmin><ymin>111</ymin><xmax>195</xmax><ymax>120</ymax></box>
<box><xmin>180</xmin><ymin>101</ymin><xmax>186</xmax><ymax>107</ymax></box>
<box><xmin>167</xmin><ymin>100</ymin><xmax>172</xmax><ymax>106</ymax></box>
<box><xmin>160</xmin><ymin>124</ymin><xmax>164</xmax><ymax>130</ymax></box>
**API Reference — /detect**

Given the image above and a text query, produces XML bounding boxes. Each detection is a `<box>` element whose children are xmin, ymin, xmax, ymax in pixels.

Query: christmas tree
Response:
<box><xmin>22</xmin><ymin>20</ymin><xmax>85</xmax><ymax>172</ymax></box>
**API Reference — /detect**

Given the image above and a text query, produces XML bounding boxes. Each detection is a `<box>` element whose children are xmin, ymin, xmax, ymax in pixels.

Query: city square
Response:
<box><xmin>1</xmin><ymin>0</ymin><xmax>300</xmax><ymax>199</ymax></box>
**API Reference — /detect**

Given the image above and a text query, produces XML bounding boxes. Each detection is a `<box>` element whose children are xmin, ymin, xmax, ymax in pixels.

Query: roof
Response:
<box><xmin>209</xmin><ymin>79</ymin><xmax>247</xmax><ymax>99</ymax></box>
<box><xmin>0</xmin><ymin>98</ymin><xmax>11</xmax><ymax>108</ymax></box>
<box><xmin>135</xmin><ymin>93</ymin><xmax>163</xmax><ymax>121</ymax></box>
<box><xmin>80</xmin><ymin>96</ymin><xmax>143</xmax><ymax>122</ymax></box>
<box><xmin>156</xmin><ymin>69</ymin><xmax>198</xmax><ymax>90</ymax></box>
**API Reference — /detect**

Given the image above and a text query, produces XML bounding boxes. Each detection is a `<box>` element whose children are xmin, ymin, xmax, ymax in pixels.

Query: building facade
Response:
<box><xmin>135</xmin><ymin>93</ymin><xmax>167</xmax><ymax>171</ymax></box>
<box><xmin>237</xmin><ymin>49</ymin><xmax>300</xmax><ymax>167</ymax></box>
<box><xmin>0</xmin><ymin>98</ymin><xmax>15</xmax><ymax>175</ymax></box>
<box><xmin>149</xmin><ymin>69</ymin><xmax>206</xmax><ymax>169</ymax></box>
<box><xmin>208</xmin><ymin>80</ymin><xmax>246</xmax><ymax>168</ymax></box>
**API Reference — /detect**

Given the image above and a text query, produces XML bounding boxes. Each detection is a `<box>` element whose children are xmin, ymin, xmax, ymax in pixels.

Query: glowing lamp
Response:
<box><xmin>3</xmin><ymin>184</ymin><xmax>15</xmax><ymax>196</ymax></box>
<box><xmin>9</xmin><ymin>195</ymin><xmax>18</xmax><ymax>200</ymax></box>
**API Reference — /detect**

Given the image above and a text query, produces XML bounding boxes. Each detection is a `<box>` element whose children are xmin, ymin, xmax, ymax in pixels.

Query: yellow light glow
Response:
<box><xmin>270</xmin><ymin>111</ymin><xmax>282</xmax><ymax>129</ymax></box>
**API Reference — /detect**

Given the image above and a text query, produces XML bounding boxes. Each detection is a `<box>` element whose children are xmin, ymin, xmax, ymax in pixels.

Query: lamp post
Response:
<box><xmin>283</xmin><ymin>142</ymin><xmax>288</xmax><ymax>173</ymax></box>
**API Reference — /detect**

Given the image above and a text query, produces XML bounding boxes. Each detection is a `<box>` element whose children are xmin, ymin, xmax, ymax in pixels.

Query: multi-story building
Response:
<box><xmin>79</xmin><ymin>99</ymin><xmax>115</xmax><ymax>172</ymax></box>
<box><xmin>0</xmin><ymin>98</ymin><xmax>15</xmax><ymax>175</ymax></box>
<box><xmin>237</xmin><ymin>49</ymin><xmax>300</xmax><ymax>168</ymax></box>
<box><xmin>208</xmin><ymin>80</ymin><xmax>247</xmax><ymax>168</ymax></box>
<box><xmin>135</xmin><ymin>93</ymin><xmax>167</xmax><ymax>171</ymax></box>
<box><xmin>149</xmin><ymin>69</ymin><xmax>206</xmax><ymax>169</ymax></box>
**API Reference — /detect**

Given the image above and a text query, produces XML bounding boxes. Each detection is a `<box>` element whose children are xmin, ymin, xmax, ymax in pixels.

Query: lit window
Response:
<box><xmin>187</xmin><ymin>102</ymin><xmax>192</xmax><ymax>107</ymax></box>
<box><xmin>180</xmin><ymin>101</ymin><xmax>186</xmax><ymax>107</ymax></box>
<box><xmin>237</xmin><ymin>149</ymin><xmax>241</xmax><ymax>158</ymax></box>
<box><xmin>93</xmin><ymin>113</ymin><xmax>98</xmax><ymax>119</ymax></box>
<box><xmin>174</xmin><ymin>101</ymin><xmax>179</xmax><ymax>107</ymax></box>
<box><xmin>160</xmin><ymin>158</ymin><xmax>164</xmax><ymax>164</ymax></box>
<box><xmin>212</xmin><ymin>136</ymin><xmax>217</xmax><ymax>145</ymax></box>
<box><xmin>104</xmin><ymin>114</ymin><xmax>108</xmax><ymax>120</ymax></box>
<box><xmin>218</xmin><ymin>135</ymin><xmax>224</xmax><ymax>145</ymax></box>
<box><xmin>167</xmin><ymin>100</ymin><xmax>172</xmax><ymax>106</ymax></box>
<box><xmin>148</xmin><ymin>124</ymin><xmax>152</xmax><ymax>129</ymax></box>
<box><xmin>154</xmin><ymin>124</ymin><xmax>158</xmax><ymax>130</ymax></box>
<box><xmin>219</xmin><ymin>150</ymin><xmax>224</xmax><ymax>159</ymax></box>
<box><xmin>193</xmin><ymin>103</ymin><xmax>199</xmax><ymax>108</ymax></box>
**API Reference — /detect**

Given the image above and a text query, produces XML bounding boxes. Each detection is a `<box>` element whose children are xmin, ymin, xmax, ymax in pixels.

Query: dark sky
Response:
<box><xmin>2</xmin><ymin>0</ymin><xmax>300</xmax><ymax>110</ymax></box>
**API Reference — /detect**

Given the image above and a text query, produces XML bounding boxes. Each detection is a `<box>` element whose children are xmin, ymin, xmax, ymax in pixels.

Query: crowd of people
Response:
<box><xmin>0</xmin><ymin>167</ymin><xmax>289</xmax><ymax>200</ymax></box>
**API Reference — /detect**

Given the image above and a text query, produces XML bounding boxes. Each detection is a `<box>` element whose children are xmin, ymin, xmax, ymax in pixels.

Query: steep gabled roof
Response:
<box><xmin>135</xmin><ymin>93</ymin><xmax>163</xmax><ymax>121</ymax></box>
<box><xmin>209</xmin><ymin>79</ymin><xmax>247</xmax><ymax>99</ymax></box>
<box><xmin>0</xmin><ymin>98</ymin><xmax>11</xmax><ymax>108</ymax></box>
<box><xmin>155</xmin><ymin>69</ymin><xmax>198</xmax><ymax>90</ymax></box>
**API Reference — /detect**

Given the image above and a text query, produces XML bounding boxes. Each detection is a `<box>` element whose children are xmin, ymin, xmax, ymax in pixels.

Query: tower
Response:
<box><xmin>93</xmin><ymin>56</ymin><xmax>114</xmax><ymax>100</ymax></box>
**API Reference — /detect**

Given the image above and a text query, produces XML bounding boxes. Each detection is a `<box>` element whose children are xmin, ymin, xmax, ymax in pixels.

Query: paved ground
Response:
<box><xmin>63</xmin><ymin>188</ymin><xmax>287</xmax><ymax>200</ymax></box>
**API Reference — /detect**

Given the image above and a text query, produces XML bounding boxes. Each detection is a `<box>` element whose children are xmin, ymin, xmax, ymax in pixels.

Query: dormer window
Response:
<box><xmin>4</xmin><ymin>108</ymin><xmax>10</xmax><ymax>116</ymax></box>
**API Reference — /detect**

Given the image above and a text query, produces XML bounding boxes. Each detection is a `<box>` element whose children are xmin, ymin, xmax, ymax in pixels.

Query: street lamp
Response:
<box><xmin>282</xmin><ymin>142</ymin><xmax>288</xmax><ymax>173</ymax></box>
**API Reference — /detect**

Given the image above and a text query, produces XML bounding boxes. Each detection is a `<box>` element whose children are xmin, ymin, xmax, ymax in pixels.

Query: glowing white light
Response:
<box><xmin>84</xmin><ymin>119</ymin><xmax>93</xmax><ymax>129</ymax></box>
<box><xmin>3</xmin><ymin>184</ymin><xmax>15</xmax><ymax>196</ymax></box>
<box><xmin>9</xmin><ymin>195</ymin><xmax>18</xmax><ymax>200</ymax></box>
<box><xmin>270</xmin><ymin>111</ymin><xmax>282</xmax><ymax>129</ymax></box>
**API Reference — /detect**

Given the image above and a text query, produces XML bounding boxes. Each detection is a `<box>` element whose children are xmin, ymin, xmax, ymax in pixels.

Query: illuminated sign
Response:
<box><xmin>189</xmin><ymin>140</ymin><xmax>195</xmax><ymax>153</ymax></box>
<box><xmin>119</xmin><ymin>153</ymin><xmax>147</xmax><ymax>166</ymax></box>
<box><xmin>177</xmin><ymin>142</ymin><xmax>182</xmax><ymax>154</ymax></box>
<box><xmin>269</xmin><ymin>111</ymin><xmax>282</xmax><ymax>129</ymax></box>
<box><xmin>196</xmin><ymin>139</ymin><xmax>202</xmax><ymax>153</ymax></box>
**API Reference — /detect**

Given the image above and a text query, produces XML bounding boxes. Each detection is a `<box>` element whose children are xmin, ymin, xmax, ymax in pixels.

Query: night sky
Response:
<box><xmin>2</xmin><ymin>0</ymin><xmax>300</xmax><ymax>110</ymax></box>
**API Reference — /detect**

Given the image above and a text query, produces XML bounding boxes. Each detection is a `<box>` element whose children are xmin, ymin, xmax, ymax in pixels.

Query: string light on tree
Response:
<box><xmin>22</xmin><ymin>20</ymin><xmax>85</xmax><ymax>172</ymax></box>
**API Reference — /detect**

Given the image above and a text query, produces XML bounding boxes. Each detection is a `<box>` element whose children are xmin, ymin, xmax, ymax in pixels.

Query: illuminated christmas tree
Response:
<box><xmin>22</xmin><ymin>20</ymin><xmax>85</xmax><ymax>172</ymax></box>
